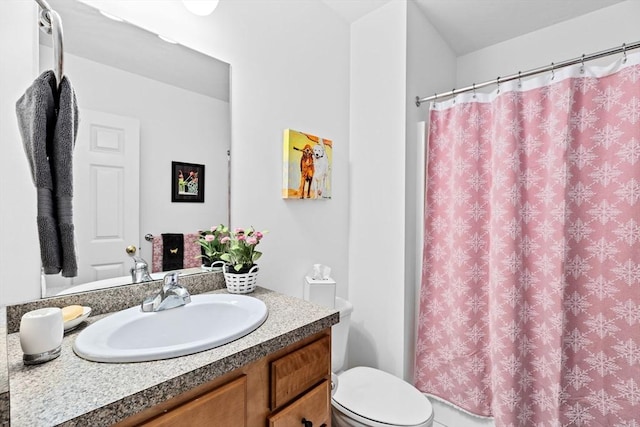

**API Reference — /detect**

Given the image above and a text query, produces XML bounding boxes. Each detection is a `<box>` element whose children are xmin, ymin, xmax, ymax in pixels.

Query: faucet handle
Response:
<box><xmin>163</xmin><ymin>272</ymin><xmax>180</xmax><ymax>291</ymax></box>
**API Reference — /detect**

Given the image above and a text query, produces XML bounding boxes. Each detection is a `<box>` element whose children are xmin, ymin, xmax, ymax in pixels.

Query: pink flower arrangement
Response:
<box><xmin>220</xmin><ymin>226</ymin><xmax>267</xmax><ymax>272</ymax></box>
<box><xmin>196</xmin><ymin>224</ymin><xmax>230</xmax><ymax>265</ymax></box>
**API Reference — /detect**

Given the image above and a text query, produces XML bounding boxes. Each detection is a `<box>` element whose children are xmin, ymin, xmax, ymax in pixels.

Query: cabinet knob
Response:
<box><xmin>301</xmin><ymin>418</ymin><xmax>327</xmax><ymax>427</ymax></box>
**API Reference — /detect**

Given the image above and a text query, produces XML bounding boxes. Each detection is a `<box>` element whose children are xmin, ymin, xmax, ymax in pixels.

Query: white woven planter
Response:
<box><xmin>223</xmin><ymin>264</ymin><xmax>259</xmax><ymax>294</ymax></box>
<box><xmin>202</xmin><ymin>260</ymin><xmax>225</xmax><ymax>272</ymax></box>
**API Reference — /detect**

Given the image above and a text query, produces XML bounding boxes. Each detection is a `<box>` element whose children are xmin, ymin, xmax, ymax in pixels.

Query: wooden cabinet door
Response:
<box><xmin>270</xmin><ymin>336</ymin><xmax>330</xmax><ymax>410</ymax></box>
<box><xmin>268</xmin><ymin>380</ymin><xmax>330</xmax><ymax>427</ymax></box>
<box><xmin>141</xmin><ymin>376</ymin><xmax>247</xmax><ymax>427</ymax></box>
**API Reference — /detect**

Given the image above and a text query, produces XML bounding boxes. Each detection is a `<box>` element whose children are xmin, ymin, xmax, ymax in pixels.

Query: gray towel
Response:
<box><xmin>53</xmin><ymin>75</ymin><xmax>79</xmax><ymax>277</ymax></box>
<box><xmin>16</xmin><ymin>71</ymin><xmax>61</xmax><ymax>274</ymax></box>
<box><xmin>16</xmin><ymin>71</ymin><xmax>79</xmax><ymax>277</ymax></box>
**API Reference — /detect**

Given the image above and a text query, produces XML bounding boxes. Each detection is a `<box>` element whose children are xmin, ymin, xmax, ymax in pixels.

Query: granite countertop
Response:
<box><xmin>7</xmin><ymin>287</ymin><xmax>338</xmax><ymax>427</ymax></box>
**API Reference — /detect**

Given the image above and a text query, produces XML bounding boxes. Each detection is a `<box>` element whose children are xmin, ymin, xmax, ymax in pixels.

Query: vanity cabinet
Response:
<box><xmin>140</xmin><ymin>376</ymin><xmax>247</xmax><ymax>427</ymax></box>
<box><xmin>118</xmin><ymin>330</ymin><xmax>331</xmax><ymax>427</ymax></box>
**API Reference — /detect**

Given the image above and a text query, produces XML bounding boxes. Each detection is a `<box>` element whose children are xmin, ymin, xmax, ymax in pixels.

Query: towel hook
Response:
<box><xmin>35</xmin><ymin>0</ymin><xmax>64</xmax><ymax>89</ymax></box>
<box><xmin>50</xmin><ymin>10</ymin><xmax>64</xmax><ymax>88</ymax></box>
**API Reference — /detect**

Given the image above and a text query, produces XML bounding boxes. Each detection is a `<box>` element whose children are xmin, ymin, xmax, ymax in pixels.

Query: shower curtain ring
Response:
<box><xmin>551</xmin><ymin>62</ymin><xmax>555</xmax><ymax>80</ymax></box>
<box><xmin>622</xmin><ymin>43</ymin><xmax>627</xmax><ymax>63</ymax></box>
<box><xmin>580</xmin><ymin>54</ymin><xmax>585</xmax><ymax>74</ymax></box>
<box><xmin>472</xmin><ymin>83</ymin><xmax>476</xmax><ymax>98</ymax></box>
<box><xmin>517</xmin><ymin>71</ymin><xmax>522</xmax><ymax>88</ymax></box>
<box><xmin>496</xmin><ymin>76</ymin><xmax>501</xmax><ymax>94</ymax></box>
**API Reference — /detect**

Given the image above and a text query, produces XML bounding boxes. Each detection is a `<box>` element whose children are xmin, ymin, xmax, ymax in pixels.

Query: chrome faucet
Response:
<box><xmin>141</xmin><ymin>272</ymin><xmax>191</xmax><ymax>312</ymax></box>
<box><xmin>126</xmin><ymin>245</ymin><xmax>153</xmax><ymax>284</ymax></box>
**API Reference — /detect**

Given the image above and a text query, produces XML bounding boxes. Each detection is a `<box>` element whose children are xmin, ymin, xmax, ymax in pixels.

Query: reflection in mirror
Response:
<box><xmin>41</xmin><ymin>0</ymin><xmax>230</xmax><ymax>297</ymax></box>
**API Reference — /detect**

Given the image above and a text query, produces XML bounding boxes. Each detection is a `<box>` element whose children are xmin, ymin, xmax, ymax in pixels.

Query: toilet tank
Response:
<box><xmin>332</xmin><ymin>297</ymin><xmax>353</xmax><ymax>372</ymax></box>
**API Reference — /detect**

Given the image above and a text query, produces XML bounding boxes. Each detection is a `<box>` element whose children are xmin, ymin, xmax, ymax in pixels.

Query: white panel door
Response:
<box><xmin>46</xmin><ymin>109</ymin><xmax>140</xmax><ymax>291</ymax></box>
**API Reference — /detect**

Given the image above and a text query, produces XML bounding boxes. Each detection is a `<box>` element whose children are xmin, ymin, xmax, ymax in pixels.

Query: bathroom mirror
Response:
<box><xmin>40</xmin><ymin>0</ymin><xmax>230</xmax><ymax>296</ymax></box>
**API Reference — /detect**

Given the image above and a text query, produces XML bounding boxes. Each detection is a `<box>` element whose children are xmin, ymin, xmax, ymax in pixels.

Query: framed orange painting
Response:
<box><xmin>282</xmin><ymin>129</ymin><xmax>332</xmax><ymax>199</ymax></box>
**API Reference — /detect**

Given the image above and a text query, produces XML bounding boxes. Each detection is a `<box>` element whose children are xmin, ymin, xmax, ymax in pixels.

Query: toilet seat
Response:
<box><xmin>332</xmin><ymin>367</ymin><xmax>434</xmax><ymax>427</ymax></box>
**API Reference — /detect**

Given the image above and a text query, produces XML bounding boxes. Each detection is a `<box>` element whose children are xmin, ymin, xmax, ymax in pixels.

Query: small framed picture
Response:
<box><xmin>171</xmin><ymin>161</ymin><xmax>205</xmax><ymax>203</ymax></box>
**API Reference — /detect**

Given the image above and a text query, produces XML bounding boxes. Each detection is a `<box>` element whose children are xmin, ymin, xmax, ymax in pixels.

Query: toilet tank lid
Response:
<box><xmin>332</xmin><ymin>366</ymin><xmax>432</xmax><ymax>426</ymax></box>
<box><xmin>334</xmin><ymin>297</ymin><xmax>353</xmax><ymax>317</ymax></box>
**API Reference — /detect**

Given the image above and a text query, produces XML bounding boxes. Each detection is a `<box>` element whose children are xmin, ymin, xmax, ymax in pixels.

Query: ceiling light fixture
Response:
<box><xmin>182</xmin><ymin>0</ymin><xmax>220</xmax><ymax>16</ymax></box>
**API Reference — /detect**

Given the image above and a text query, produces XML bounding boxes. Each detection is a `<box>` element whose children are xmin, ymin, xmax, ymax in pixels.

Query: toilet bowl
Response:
<box><xmin>328</xmin><ymin>297</ymin><xmax>434</xmax><ymax>427</ymax></box>
<box><xmin>332</xmin><ymin>366</ymin><xmax>434</xmax><ymax>427</ymax></box>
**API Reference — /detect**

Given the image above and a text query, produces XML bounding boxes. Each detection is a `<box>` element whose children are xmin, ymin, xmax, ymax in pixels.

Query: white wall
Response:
<box><xmin>348</xmin><ymin>1</ymin><xmax>408</xmax><ymax>377</ymax></box>
<box><xmin>0</xmin><ymin>1</ymin><xmax>40</xmax><ymax>305</ymax></box>
<box><xmin>211</xmin><ymin>1</ymin><xmax>351</xmax><ymax>300</ymax></box>
<box><xmin>457</xmin><ymin>1</ymin><xmax>640</xmax><ymax>87</ymax></box>
<box><xmin>0</xmin><ymin>0</ymin><xmax>350</xmax><ymax>303</ymax></box>
<box><xmin>346</xmin><ymin>0</ymin><xmax>457</xmax><ymax>381</ymax></box>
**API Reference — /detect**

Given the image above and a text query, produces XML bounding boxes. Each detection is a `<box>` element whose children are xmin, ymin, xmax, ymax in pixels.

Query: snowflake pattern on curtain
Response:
<box><xmin>416</xmin><ymin>58</ymin><xmax>640</xmax><ymax>426</ymax></box>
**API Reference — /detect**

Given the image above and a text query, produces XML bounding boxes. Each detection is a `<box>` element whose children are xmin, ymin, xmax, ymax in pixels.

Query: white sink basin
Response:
<box><xmin>73</xmin><ymin>294</ymin><xmax>268</xmax><ymax>363</ymax></box>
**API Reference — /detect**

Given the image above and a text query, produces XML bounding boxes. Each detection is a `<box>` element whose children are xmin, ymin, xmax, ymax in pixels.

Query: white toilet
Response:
<box><xmin>329</xmin><ymin>297</ymin><xmax>434</xmax><ymax>427</ymax></box>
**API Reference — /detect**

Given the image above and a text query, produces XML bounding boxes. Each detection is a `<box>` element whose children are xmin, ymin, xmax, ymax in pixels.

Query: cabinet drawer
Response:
<box><xmin>268</xmin><ymin>380</ymin><xmax>330</xmax><ymax>427</ymax></box>
<box><xmin>270</xmin><ymin>336</ymin><xmax>330</xmax><ymax>410</ymax></box>
<box><xmin>140</xmin><ymin>375</ymin><xmax>247</xmax><ymax>427</ymax></box>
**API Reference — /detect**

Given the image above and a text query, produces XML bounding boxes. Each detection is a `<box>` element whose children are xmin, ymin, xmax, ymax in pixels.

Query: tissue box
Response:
<box><xmin>303</xmin><ymin>276</ymin><xmax>336</xmax><ymax>309</ymax></box>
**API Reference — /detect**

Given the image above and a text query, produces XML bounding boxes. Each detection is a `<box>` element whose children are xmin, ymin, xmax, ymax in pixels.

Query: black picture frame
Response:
<box><xmin>171</xmin><ymin>161</ymin><xmax>205</xmax><ymax>203</ymax></box>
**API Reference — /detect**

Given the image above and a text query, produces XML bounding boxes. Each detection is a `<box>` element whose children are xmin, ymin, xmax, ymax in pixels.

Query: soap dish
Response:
<box><xmin>64</xmin><ymin>307</ymin><xmax>92</xmax><ymax>332</ymax></box>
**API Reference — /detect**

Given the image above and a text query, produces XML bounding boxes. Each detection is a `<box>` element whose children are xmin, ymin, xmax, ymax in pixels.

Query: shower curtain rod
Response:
<box><xmin>415</xmin><ymin>40</ymin><xmax>640</xmax><ymax>107</ymax></box>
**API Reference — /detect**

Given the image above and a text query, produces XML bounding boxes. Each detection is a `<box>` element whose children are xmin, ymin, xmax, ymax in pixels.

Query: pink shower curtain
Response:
<box><xmin>415</xmin><ymin>54</ymin><xmax>640</xmax><ymax>426</ymax></box>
